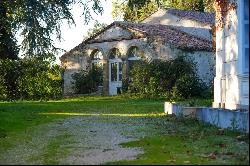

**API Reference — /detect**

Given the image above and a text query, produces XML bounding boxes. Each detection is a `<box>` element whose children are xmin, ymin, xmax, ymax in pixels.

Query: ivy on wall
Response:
<box><xmin>214</xmin><ymin>0</ymin><xmax>237</xmax><ymax>30</ymax></box>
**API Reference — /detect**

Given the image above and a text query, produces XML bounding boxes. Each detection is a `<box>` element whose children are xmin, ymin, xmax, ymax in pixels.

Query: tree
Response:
<box><xmin>0</xmin><ymin>0</ymin><xmax>104</xmax><ymax>59</ymax></box>
<box><xmin>112</xmin><ymin>0</ymin><xmax>214</xmax><ymax>22</ymax></box>
<box><xmin>83</xmin><ymin>20</ymin><xmax>107</xmax><ymax>39</ymax></box>
<box><xmin>0</xmin><ymin>1</ymin><xmax>19</xmax><ymax>60</ymax></box>
<box><xmin>112</xmin><ymin>0</ymin><xmax>158</xmax><ymax>22</ymax></box>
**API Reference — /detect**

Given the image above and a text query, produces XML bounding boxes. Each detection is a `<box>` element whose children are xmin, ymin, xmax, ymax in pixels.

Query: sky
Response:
<box><xmin>52</xmin><ymin>0</ymin><xmax>115</xmax><ymax>64</ymax></box>
<box><xmin>17</xmin><ymin>0</ymin><xmax>116</xmax><ymax>64</ymax></box>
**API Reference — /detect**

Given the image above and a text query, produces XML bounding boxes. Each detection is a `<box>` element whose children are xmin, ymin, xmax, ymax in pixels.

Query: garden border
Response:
<box><xmin>164</xmin><ymin>102</ymin><xmax>249</xmax><ymax>133</ymax></box>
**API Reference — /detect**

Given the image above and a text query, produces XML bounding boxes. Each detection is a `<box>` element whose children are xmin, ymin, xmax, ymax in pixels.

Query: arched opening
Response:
<box><xmin>127</xmin><ymin>46</ymin><xmax>142</xmax><ymax>71</ymax></box>
<box><xmin>109</xmin><ymin>48</ymin><xmax>121</xmax><ymax>59</ymax></box>
<box><xmin>90</xmin><ymin>49</ymin><xmax>104</xmax><ymax>68</ymax></box>
<box><xmin>128</xmin><ymin>46</ymin><xmax>141</xmax><ymax>60</ymax></box>
<box><xmin>89</xmin><ymin>49</ymin><xmax>104</xmax><ymax>88</ymax></box>
<box><xmin>108</xmin><ymin>48</ymin><xmax>122</xmax><ymax>95</ymax></box>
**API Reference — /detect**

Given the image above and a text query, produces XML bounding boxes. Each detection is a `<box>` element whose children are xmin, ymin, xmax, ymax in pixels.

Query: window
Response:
<box><xmin>111</xmin><ymin>62</ymin><xmax>118</xmax><ymax>81</ymax></box>
<box><xmin>128</xmin><ymin>46</ymin><xmax>141</xmax><ymax>70</ymax></box>
<box><xmin>128</xmin><ymin>46</ymin><xmax>141</xmax><ymax>60</ymax></box>
<box><xmin>109</xmin><ymin>48</ymin><xmax>122</xmax><ymax>82</ymax></box>
<box><xmin>109</xmin><ymin>48</ymin><xmax>121</xmax><ymax>59</ymax></box>
<box><xmin>93</xmin><ymin>51</ymin><xmax>103</xmax><ymax>60</ymax></box>
<box><xmin>91</xmin><ymin>50</ymin><xmax>103</xmax><ymax>68</ymax></box>
<box><xmin>243</xmin><ymin>0</ymin><xmax>249</xmax><ymax>73</ymax></box>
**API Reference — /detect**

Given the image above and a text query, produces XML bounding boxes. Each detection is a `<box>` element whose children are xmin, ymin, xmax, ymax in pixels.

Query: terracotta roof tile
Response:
<box><xmin>97</xmin><ymin>21</ymin><xmax>213</xmax><ymax>51</ymax></box>
<box><xmin>61</xmin><ymin>21</ymin><xmax>213</xmax><ymax>59</ymax></box>
<box><xmin>166</xmin><ymin>8</ymin><xmax>215</xmax><ymax>25</ymax></box>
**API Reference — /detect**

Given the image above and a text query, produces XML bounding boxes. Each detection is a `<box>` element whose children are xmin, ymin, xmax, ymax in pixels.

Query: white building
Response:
<box><xmin>213</xmin><ymin>0</ymin><xmax>249</xmax><ymax>110</ymax></box>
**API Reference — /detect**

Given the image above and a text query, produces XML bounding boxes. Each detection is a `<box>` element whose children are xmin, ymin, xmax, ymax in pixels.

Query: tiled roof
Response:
<box><xmin>61</xmin><ymin>21</ymin><xmax>213</xmax><ymax>59</ymax></box>
<box><xmin>166</xmin><ymin>8</ymin><xmax>215</xmax><ymax>25</ymax></box>
<box><xmin>91</xmin><ymin>21</ymin><xmax>213</xmax><ymax>51</ymax></box>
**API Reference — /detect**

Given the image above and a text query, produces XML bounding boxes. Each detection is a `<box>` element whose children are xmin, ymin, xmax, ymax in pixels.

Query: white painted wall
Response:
<box><xmin>213</xmin><ymin>0</ymin><xmax>249</xmax><ymax>110</ymax></box>
<box><xmin>142</xmin><ymin>9</ymin><xmax>213</xmax><ymax>41</ymax></box>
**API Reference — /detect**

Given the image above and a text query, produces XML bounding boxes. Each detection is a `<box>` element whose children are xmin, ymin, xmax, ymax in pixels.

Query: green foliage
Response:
<box><xmin>0</xmin><ymin>1</ymin><xmax>19</xmax><ymax>60</ymax></box>
<box><xmin>0</xmin><ymin>0</ymin><xmax>104</xmax><ymax>58</ymax></box>
<box><xmin>72</xmin><ymin>66</ymin><xmax>103</xmax><ymax>94</ymax></box>
<box><xmin>84</xmin><ymin>20</ymin><xmax>107</xmax><ymax>39</ymax></box>
<box><xmin>0</xmin><ymin>74</ymin><xmax>7</xmax><ymax>100</ymax></box>
<box><xmin>112</xmin><ymin>0</ymin><xmax>215</xmax><ymax>22</ymax></box>
<box><xmin>0</xmin><ymin>59</ymin><xmax>20</xmax><ymax>100</ymax></box>
<box><xmin>174</xmin><ymin>74</ymin><xmax>206</xmax><ymax>99</ymax></box>
<box><xmin>126</xmin><ymin>56</ymin><xmax>207</xmax><ymax>99</ymax></box>
<box><xmin>18</xmin><ymin>59</ymin><xmax>62</xmax><ymax>100</ymax></box>
<box><xmin>203</xmin><ymin>0</ymin><xmax>215</xmax><ymax>13</ymax></box>
<box><xmin>112</xmin><ymin>0</ymin><xmax>158</xmax><ymax>22</ymax></box>
<box><xmin>164</xmin><ymin>0</ymin><xmax>205</xmax><ymax>12</ymax></box>
<box><xmin>0</xmin><ymin>58</ymin><xmax>62</xmax><ymax>101</ymax></box>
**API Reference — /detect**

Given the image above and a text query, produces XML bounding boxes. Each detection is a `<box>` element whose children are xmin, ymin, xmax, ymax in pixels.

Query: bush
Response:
<box><xmin>127</xmin><ymin>56</ymin><xmax>207</xmax><ymax>99</ymax></box>
<box><xmin>0</xmin><ymin>74</ymin><xmax>7</xmax><ymax>100</ymax></box>
<box><xmin>72</xmin><ymin>66</ymin><xmax>103</xmax><ymax>94</ymax></box>
<box><xmin>0</xmin><ymin>59</ymin><xmax>21</xmax><ymax>100</ymax></box>
<box><xmin>17</xmin><ymin>59</ymin><xmax>62</xmax><ymax>100</ymax></box>
<box><xmin>0</xmin><ymin>58</ymin><xmax>62</xmax><ymax>101</ymax></box>
<box><xmin>174</xmin><ymin>74</ymin><xmax>206</xmax><ymax>99</ymax></box>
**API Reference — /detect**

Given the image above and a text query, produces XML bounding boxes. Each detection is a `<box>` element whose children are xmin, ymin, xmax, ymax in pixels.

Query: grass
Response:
<box><xmin>174</xmin><ymin>98</ymin><xmax>213</xmax><ymax>107</ymax></box>
<box><xmin>0</xmin><ymin>96</ymin><xmax>249</xmax><ymax>165</ymax></box>
<box><xmin>0</xmin><ymin>96</ymin><xmax>164</xmax><ymax>134</ymax></box>
<box><xmin>107</xmin><ymin>117</ymin><xmax>249</xmax><ymax>165</ymax></box>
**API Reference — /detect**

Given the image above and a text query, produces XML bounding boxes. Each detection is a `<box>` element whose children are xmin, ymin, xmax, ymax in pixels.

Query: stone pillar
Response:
<box><xmin>102</xmin><ymin>59</ymin><xmax>109</xmax><ymax>95</ymax></box>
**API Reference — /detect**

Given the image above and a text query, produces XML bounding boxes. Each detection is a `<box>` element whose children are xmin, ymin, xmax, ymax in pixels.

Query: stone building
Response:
<box><xmin>60</xmin><ymin>8</ymin><xmax>215</xmax><ymax>96</ymax></box>
<box><xmin>213</xmin><ymin>0</ymin><xmax>249</xmax><ymax>110</ymax></box>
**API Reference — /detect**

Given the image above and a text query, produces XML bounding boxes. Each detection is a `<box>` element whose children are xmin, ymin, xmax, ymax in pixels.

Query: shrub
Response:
<box><xmin>17</xmin><ymin>59</ymin><xmax>62</xmax><ymax>100</ymax></box>
<box><xmin>174</xmin><ymin>74</ymin><xmax>206</xmax><ymax>99</ymax></box>
<box><xmin>0</xmin><ymin>59</ymin><xmax>21</xmax><ymax>100</ymax></box>
<box><xmin>127</xmin><ymin>56</ymin><xmax>207</xmax><ymax>99</ymax></box>
<box><xmin>0</xmin><ymin>74</ymin><xmax>7</xmax><ymax>100</ymax></box>
<box><xmin>0</xmin><ymin>58</ymin><xmax>62</xmax><ymax>101</ymax></box>
<box><xmin>72</xmin><ymin>66</ymin><xmax>103</xmax><ymax>94</ymax></box>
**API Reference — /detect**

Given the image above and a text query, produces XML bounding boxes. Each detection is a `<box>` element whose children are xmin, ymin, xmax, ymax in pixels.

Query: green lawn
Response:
<box><xmin>0</xmin><ymin>96</ymin><xmax>249</xmax><ymax>165</ymax></box>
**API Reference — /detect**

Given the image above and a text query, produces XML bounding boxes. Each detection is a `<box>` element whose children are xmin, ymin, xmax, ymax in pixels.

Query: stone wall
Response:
<box><xmin>61</xmin><ymin>38</ymin><xmax>158</xmax><ymax>95</ymax></box>
<box><xmin>62</xmin><ymin>38</ymin><xmax>215</xmax><ymax>95</ymax></box>
<box><xmin>94</xmin><ymin>27</ymin><xmax>133</xmax><ymax>41</ymax></box>
<box><xmin>157</xmin><ymin>43</ymin><xmax>215</xmax><ymax>86</ymax></box>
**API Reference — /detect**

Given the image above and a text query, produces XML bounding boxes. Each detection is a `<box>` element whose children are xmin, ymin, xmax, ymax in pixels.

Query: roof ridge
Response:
<box><xmin>164</xmin><ymin>7</ymin><xmax>215</xmax><ymax>15</ymax></box>
<box><xmin>165</xmin><ymin>8</ymin><xmax>215</xmax><ymax>24</ymax></box>
<box><xmin>120</xmin><ymin>22</ymin><xmax>212</xmax><ymax>43</ymax></box>
<box><xmin>61</xmin><ymin>21</ymin><xmax>213</xmax><ymax>60</ymax></box>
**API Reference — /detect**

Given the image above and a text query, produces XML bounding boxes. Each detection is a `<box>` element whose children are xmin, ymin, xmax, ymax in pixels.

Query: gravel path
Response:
<box><xmin>0</xmin><ymin>115</ymin><xmax>162</xmax><ymax>165</ymax></box>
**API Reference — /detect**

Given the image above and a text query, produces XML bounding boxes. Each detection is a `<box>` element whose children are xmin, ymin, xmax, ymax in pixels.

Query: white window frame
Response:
<box><xmin>109</xmin><ymin>48</ymin><xmax>122</xmax><ymax>82</ymax></box>
<box><xmin>239</xmin><ymin>0</ymin><xmax>249</xmax><ymax>74</ymax></box>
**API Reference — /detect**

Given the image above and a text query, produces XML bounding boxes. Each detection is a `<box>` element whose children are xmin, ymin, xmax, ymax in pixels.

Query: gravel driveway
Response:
<box><xmin>0</xmin><ymin>115</ymin><xmax>164</xmax><ymax>165</ymax></box>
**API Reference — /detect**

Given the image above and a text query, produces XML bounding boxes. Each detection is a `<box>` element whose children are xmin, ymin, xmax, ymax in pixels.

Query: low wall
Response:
<box><xmin>164</xmin><ymin>102</ymin><xmax>249</xmax><ymax>133</ymax></box>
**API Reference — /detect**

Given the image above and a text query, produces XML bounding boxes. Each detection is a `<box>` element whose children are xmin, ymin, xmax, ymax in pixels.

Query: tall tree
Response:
<box><xmin>112</xmin><ymin>0</ymin><xmax>214</xmax><ymax>23</ymax></box>
<box><xmin>84</xmin><ymin>20</ymin><xmax>107</xmax><ymax>39</ymax></box>
<box><xmin>0</xmin><ymin>0</ymin><xmax>104</xmax><ymax>59</ymax></box>
<box><xmin>0</xmin><ymin>1</ymin><xmax>19</xmax><ymax>59</ymax></box>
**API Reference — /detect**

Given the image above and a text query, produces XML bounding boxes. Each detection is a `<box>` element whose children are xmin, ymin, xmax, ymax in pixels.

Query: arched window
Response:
<box><xmin>91</xmin><ymin>50</ymin><xmax>103</xmax><ymax>68</ymax></box>
<box><xmin>127</xmin><ymin>46</ymin><xmax>142</xmax><ymax>72</ymax></box>
<box><xmin>109</xmin><ymin>48</ymin><xmax>121</xmax><ymax>59</ymax></box>
<box><xmin>128</xmin><ymin>46</ymin><xmax>141</xmax><ymax>60</ymax></box>
<box><xmin>108</xmin><ymin>48</ymin><xmax>122</xmax><ymax>82</ymax></box>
